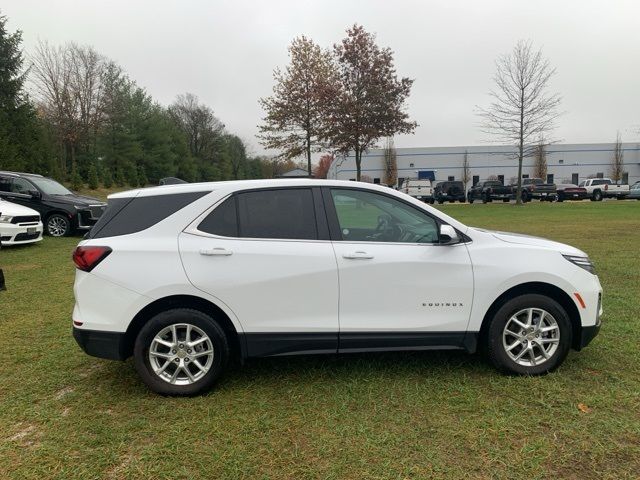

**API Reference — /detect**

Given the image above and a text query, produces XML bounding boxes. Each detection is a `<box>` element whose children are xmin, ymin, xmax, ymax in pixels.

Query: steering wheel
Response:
<box><xmin>373</xmin><ymin>214</ymin><xmax>402</xmax><ymax>241</ymax></box>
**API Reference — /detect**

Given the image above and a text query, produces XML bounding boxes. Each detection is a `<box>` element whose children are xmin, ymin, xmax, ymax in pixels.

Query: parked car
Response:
<box><xmin>467</xmin><ymin>180</ymin><xmax>513</xmax><ymax>203</ymax></box>
<box><xmin>579</xmin><ymin>178</ymin><xmax>629</xmax><ymax>201</ymax></box>
<box><xmin>401</xmin><ymin>178</ymin><xmax>433</xmax><ymax>203</ymax></box>
<box><xmin>0</xmin><ymin>242</ymin><xmax>5</xmax><ymax>290</ymax></box>
<box><xmin>72</xmin><ymin>179</ymin><xmax>602</xmax><ymax>395</ymax></box>
<box><xmin>628</xmin><ymin>181</ymin><xmax>640</xmax><ymax>200</ymax></box>
<box><xmin>515</xmin><ymin>178</ymin><xmax>557</xmax><ymax>202</ymax></box>
<box><xmin>434</xmin><ymin>181</ymin><xmax>466</xmax><ymax>203</ymax></box>
<box><xmin>0</xmin><ymin>199</ymin><xmax>43</xmax><ymax>246</ymax></box>
<box><xmin>555</xmin><ymin>184</ymin><xmax>588</xmax><ymax>202</ymax></box>
<box><xmin>0</xmin><ymin>171</ymin><xmax>107</xmax><ymax>236</ymax></box>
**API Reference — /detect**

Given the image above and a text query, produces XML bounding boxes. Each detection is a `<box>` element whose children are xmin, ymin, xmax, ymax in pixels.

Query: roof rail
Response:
<box><xmin>0</xmin><ymin>170</ymin><xmax>44</xmax><ymax>177</ymax></box>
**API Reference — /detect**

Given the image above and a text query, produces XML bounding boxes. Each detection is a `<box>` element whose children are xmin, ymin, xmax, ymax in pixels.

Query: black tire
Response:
<box><xmin>502</xmin><ymin>198</ymin><xmax>509</xmax><ymax>202</ymax></box>
<box><xmin>134</xmin><ymin>308</ymin><xmax>229</xmax><ymax>395</ymax></box>
<box><xmin>593</xmin><ymin>190</ymin><xmax>602</xmax><ymax>202</ymax></box>
<box><xmin>438</xmin><ymin>199</ymin><xmax>444</xmax><ymax>204</ymax></box>
<box><xmin>520</xmin><ymin>191</ymin><xmax>529</xmax><ymax>203</ymax></box>
<box><xmin>468</xmin><ymin>195</ymin><xmax>474</xmax><ymax>204</ymax></box>
<box><xmin>45</xmin><ymin>213</ymin><xmax>71</xmax><ymax>237</ymax></box>
<box><xmin>557</xmin><ymin>194</ymin><xmax>564</xmax><ymax>202</ymax></box>
<box><xmin>486</xmin><ymin>294</ymin><xmax>572</xmax><ymax>375</ymax></box>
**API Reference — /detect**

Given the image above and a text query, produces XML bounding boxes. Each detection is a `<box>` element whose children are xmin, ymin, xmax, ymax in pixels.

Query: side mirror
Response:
<box><xmin>28</xmin><ymin>190</ymin><xmax>41</xmax><ymax>199</ymax></box>
<box><xmin>439</xmin><ymin>224</ymin><xmax>460</xmax><ymax>245</ymax></box>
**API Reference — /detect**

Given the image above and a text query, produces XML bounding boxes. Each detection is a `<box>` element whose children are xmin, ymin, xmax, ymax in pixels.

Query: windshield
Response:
<box><xmin>29</xmin><ymin>177</ymin><xmax>73</xmax><ymax>195</ymax></box>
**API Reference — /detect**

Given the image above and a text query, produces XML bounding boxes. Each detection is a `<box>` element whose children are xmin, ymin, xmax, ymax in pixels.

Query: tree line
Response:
<box><xmin>0</xmin><ymin>12</ymin><xmax>294</xmax><ymax>189</ymax></box>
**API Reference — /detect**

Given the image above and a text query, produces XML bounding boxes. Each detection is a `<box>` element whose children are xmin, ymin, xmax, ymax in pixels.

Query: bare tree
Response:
<box><xmin>461</xmin><ymin>150</ymin><xmax>471</xmax><ymax>192</ymax></box>
<box><xmin>382</xmin><ymin>137</ymin><xmax>398</xmax><ymax>187</ymax></box>
<box><xmin>532</xmin><ymin>140</ymin><xmax>548</xmax><ymax>180</ymax></box>
<box><xmin>30</xmin><ymin>41</ymin><xmax>107</xmax><ymax>175</ymax></box>
<box><xmin>169</xmin><ymin>93</ymin><xmax>224</xmax><ymax>159</ymax></box>
<box><xmin>610</xmin><ymin>132</ymin><xmax>624</xmax><ymax>182</ymax></box>
<box><xmin>477</xmin><ymin>40</ymin><xmax>562</xmax><ymax>204</ymax></box>
<box><xmin>258</xmin><ymin>36</ymin><xmax>336</xmax><ymax>176</ymax></box>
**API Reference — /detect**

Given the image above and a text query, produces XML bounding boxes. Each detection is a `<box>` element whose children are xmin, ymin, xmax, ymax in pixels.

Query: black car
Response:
<box><xmin>0</xmin><ymin>171</ymin><xmax>106</xmax><ymax>237</ymax></box>
<box><xmin>433</xmin><ymin>181</ymin><xmax>466</xmax><ymax>203</ymax></box>
<box><xmin>467</xmin><ymin>180</ymin><xmax>514</xmax><ymax>203</ymax></box>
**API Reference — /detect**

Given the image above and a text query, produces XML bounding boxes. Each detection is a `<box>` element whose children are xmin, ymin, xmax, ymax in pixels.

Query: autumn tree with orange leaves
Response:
<box><xmin>313</xmin><ymin>153</ymin><xmax>333</xmax><ymax>179</ymax></box>
<box><xmin>258</xmin><ymin>36</ymin><xmax>336</xmax><ymax>177</ymax></box>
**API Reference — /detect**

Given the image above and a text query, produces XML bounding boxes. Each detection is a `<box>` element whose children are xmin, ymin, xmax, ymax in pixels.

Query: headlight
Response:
<box><xmin>0</xmin><ymin>215</ymin><xmax>13</xmax><ymax>223</ymax></box>
<box><xmin>563</xmin><ymin>254</ymin><xmax>596</xmax><ymax>274</ymax></box>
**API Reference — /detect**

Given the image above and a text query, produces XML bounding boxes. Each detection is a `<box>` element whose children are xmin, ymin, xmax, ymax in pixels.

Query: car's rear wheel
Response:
<box><xmin>487</xmin><ymin>294</ymin><xmax>572</xmax><ymax>375</ymax></box>
<box><xmin>45</xmin><ymin>213</ymin><xmax>71</xmax><ymax>237</ymax></box>
<box><xmin>134</xmin><ymin>308</ymin><xmax>229</xmax><ymax>395</ymax></box>
<box><xmin>593</xmin><ymin>190</ymin><xmax>602</xmax><ymax>201</ymax></box>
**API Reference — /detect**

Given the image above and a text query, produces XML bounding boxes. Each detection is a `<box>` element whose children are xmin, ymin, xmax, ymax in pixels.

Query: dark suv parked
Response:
<box><xmin>0</xmin><ymin>171</ymin><xmax>106</xmax><ymax>237</ymax></box>
<box><xmin>433</xmin><ymin>181</ymin><xmax>466</xmax><ymax>203</ymax></box>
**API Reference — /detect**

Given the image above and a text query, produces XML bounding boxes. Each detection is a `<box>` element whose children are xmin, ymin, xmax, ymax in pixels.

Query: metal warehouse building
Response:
<box><xmin>327</xmin><ymin>143</ymin><xmax>640</xmax><ymax>187</ymax></box>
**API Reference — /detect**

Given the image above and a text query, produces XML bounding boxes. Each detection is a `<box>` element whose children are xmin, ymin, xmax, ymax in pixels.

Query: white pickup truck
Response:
<box><xmin>579</xmin><ymin>178</ymin><xmax>629</xmax><ymax>201</ymax></box>
<box><xmin>401</xmin><ymin>179</ymin><xmax>434</xmax><ymax>203</ymax></box>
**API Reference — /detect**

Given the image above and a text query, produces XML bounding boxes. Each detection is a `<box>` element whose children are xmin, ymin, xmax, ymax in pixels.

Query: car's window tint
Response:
<box><xmin>236</xmin><ymin>189</ymin><xmax>317</xmax><ymax>240</ymax></box>
<box><xmin>198</xmin><ymin>196</ymin><xmax>238</xmax><ymax>237</ymax></box>
<box><xmin>330</xmin><ymin>189</ymin><xmax>439</xmax><ymax>243</ymax></box>
<box><xmin>0</xmin><ymin>177</ymin><xmax>11</xmax><ymax>192</ymax></box>
<box><xmin>90</xmin><ymin>191</ymin><xmax>208</xmax><ymax>239</ymax></box>
<box><xmin>11</xmin><ymin>177</ymin><xmax>34</xmax><ymax>194</ymax></box>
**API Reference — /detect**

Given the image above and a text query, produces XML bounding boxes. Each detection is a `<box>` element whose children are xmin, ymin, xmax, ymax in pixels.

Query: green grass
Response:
<box><xmin>0</xmin><ymin>201</ymin><xmax>639</xmax><ymax>479</ymax></box>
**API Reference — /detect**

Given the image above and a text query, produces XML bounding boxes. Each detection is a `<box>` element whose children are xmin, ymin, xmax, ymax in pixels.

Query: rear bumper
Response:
<box><xmin>73</xmin><ymin>326</ymin><xmax>128</xmax><ymax>360</ymax></box>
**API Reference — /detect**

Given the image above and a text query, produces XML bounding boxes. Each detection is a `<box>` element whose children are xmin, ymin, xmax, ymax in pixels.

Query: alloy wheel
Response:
<box><xmin>148</xmin><ymin>323</ymin><xmax>215</xmax><ymax>385</ymax></box>
<box><xmin>47</xmin><ymin>216</ymin><xmax>68</xmax><ymax>236</ymax></box>
<box><xmin>502</xmin><ymin>308</ymin><xmax>560</xmax><ymax>367</ymax></box>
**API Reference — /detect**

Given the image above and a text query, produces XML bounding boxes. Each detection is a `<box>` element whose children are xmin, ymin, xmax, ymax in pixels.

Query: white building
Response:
<box><xmin>327</xmin><ymin>143</ymin><xmax>640</xmax><ymax>187</ymax></box>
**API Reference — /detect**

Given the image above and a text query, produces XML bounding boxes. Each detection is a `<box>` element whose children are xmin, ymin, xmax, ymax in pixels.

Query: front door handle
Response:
<box><xmin>342</xmin><ymin>251</ymin><xmax>374</xmax><ymax>260</ymax></box>
<box><xmin>199</xmin><ymin>247</ymin><xmax>233</xmax><ymax>256</ymax></box>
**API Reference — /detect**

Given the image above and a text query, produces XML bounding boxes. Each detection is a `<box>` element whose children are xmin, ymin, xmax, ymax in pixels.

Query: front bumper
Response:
<box><xmin>578</xmin><ymin>321</ymin><xmax>601</xmax><ymax>350</ymax></box>
<box><xmin>76</xmin><ymin>205</ymin><xmax>106</xmax><ymax>230</ymax></box>
<box><xmin>73</xmin><ymin>326</ymin><xmax>128</xmax><ymax>360</ymax></box>
<box><xmin>0</xmin><ymin>222</ymin><xmax>43</xmax><ymax>245</ymax></box>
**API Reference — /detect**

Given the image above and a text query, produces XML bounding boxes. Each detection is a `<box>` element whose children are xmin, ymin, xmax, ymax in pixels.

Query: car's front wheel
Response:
<box><xmin>45</xmin><ymin>213</ymin><xmax>71</xmax><ymax>237</ymax></box>
<box><xmin>134</xmin><ymin>308</ymin><xmax>229</xmax><ymax>395</ymax></box>
<box><xmin>487</xmin><ymin>294</ymin><xmax>572</xmax><ymax>375</ymax></box>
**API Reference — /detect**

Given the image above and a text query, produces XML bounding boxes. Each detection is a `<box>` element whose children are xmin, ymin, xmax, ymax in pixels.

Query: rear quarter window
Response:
<box><xmin>89</xmin><ymin>191</ymin><xmax>208</xmax><ymax>239</ymax></box>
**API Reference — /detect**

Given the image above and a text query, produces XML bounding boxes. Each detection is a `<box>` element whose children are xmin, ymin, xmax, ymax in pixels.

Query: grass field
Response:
<box><xmin>0</xmin><ymin>201</ymin><xmax>639</xmax><ymax>479</ymax></box>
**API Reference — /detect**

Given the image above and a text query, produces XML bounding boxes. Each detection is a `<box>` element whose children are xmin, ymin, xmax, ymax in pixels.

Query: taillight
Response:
<box><xmin>604</xmin><ymin>184</ymin><xmax>609</xmax><ymax>191</ymax></box>
<box><xmin>72</xmin><ymin>246</ymin><xmax>112</xmax><ymax>272</ymax></box>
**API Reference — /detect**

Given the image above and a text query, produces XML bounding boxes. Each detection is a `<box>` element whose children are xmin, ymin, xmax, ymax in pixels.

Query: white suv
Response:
<box><xmin>0</xmin><ymin>199</ymin><xmax>43</xmax><ymax>246</ymax></box>
<box><xmin>72</xmin><ymin>180</ymin><xmax>602</xmax><ymax>395</ymax></box>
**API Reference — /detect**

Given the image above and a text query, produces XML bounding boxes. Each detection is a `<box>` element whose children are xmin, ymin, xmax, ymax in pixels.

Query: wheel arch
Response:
<box><xmin>123</xmin><ymin>294</ymin><xmax>243</xmax><ymax>361</ymax></box>
<box><xmin>477</xmin><ymin>281</ymin><xmax>582</xmax><ymax>351</ymax></box>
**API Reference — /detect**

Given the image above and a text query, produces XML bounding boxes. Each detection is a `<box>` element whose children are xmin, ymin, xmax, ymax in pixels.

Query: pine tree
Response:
<box><xmin>87</xmin><ymin>164</ymin><xmax>99</xmax><ymax>189</ymax></box>
<box><xmin>102</xmin><ymin>168</ymin><xmax>113</xmax><ymax>188</ymax></box>
<box><xmin>137</xmin><ymin>165</ymin><xmax>148</xmax><ymax>187</ymax></box>
<box><xmin>71</xmin><ymin>170</ymin><xmax>84</xmax><ymax>190</ymax></box>
<box><xmin>0</xmin><ymin>13</ymin><xmax>48</xmax><ymax>173</ymax></box>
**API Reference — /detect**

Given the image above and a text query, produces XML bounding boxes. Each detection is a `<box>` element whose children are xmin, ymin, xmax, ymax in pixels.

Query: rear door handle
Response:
<box><xmin>342</xmin><ymin>251</ymin><xmax>374</xmax><ymax>260</ymax></box>
<box><xmin>199</xmin><ymin>248</ymin><xmax>233</xmax><ymax>256</ymax></box>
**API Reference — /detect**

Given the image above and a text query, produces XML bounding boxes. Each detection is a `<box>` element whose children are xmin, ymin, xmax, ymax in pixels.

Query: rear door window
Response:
<box><xmin>197</xmin><ymin>196</ymin><xmax>238</xmax><ymax>237</ymax></box>
<box><xmin>236</xmin><ymin>188</ymin><xmax>317</xmax><ymax>240</ymax></box>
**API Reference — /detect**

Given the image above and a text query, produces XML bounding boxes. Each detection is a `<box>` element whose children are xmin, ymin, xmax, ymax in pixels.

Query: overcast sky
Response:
<box><xmin>4</xmin><ymin>0</ymin><xmax>640</xmax><ymax>156</ymax></box>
